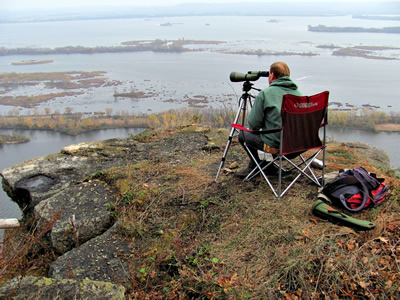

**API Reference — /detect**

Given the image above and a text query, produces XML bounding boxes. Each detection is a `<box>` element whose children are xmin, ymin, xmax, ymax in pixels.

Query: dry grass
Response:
<box><xmin>0</xmin><ymin>214</ymin><xmax>60</xmax><ymax>284</ymax></box>
<box><xmin>97</xmin><ymin>136</ymin><xmax>400</xmax><ymax>298</ymax></box>
<box><xmin>376</xmin><ymin>123</ymin><xmax>400</xmax><ymax>132</ymax></box>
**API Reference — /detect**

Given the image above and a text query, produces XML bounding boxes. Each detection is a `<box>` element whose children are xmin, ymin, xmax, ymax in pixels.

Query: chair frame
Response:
<box><xmin>232</xmin><ymin>91</ymin><xmax>329</xmax><ymax>198</ymax></box>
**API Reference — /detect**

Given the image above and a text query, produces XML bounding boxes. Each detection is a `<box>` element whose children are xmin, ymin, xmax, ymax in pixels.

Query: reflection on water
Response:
<box><xmin>16</xmin><ymin>174</ymin><xmax>57</xmax><ymax>192</ymax></box>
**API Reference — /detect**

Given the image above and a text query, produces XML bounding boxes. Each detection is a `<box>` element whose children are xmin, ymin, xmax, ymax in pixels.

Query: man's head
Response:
<box><xmin>269</xmin><ymin>61</ymin><xmax>290</xmax><ymax>84</ymax></box>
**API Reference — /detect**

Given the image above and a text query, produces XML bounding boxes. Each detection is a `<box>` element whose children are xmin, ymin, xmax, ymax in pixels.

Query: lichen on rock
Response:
<box><xmin>0</xmin><ymin>275</ymin><xmax>126</xmax><ymax>299</ymax></box>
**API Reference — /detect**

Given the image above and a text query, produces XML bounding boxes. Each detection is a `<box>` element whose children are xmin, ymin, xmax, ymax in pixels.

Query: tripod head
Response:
<box><xmin>241</xmin><ymin>80</ymin><xmax>261</xmax><ymax>98</ymax></box>
<box><xmin>242</xmin><ymin>81</ymin><xmax>253</xmax><ymax>93</ymax></box>
<box><xmin>235</xmin><ymin>80</ymin><xmax>261</xmax><ymax>127</ymax></box>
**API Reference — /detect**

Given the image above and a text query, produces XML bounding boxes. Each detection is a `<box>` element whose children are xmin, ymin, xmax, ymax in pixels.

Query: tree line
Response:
<box><xmin>308</xmin><ymin>25</ymin><xmax>400</xmax><ymax>34</ymax></box>
<box><xmin>328</xmin><ymin>109</ymin><xmax>400</xmax><ymax>130</ymax></box>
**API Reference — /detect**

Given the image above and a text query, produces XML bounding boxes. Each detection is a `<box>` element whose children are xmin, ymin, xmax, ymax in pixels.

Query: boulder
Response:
<box><xmin>49</xmin><ymin>222</ymin><xmax>132</xmax><ymax>287</ymax></box>
<box><xmin>34</xmin><ymin>180</ymin><xmax>117</xmax><ymax>254</ymax></box>
<box><xmin>1</xmin><ymin>137</ymin><xmax>138</xmax><ymax>213</ymax></box>
<box><xmin>1</xmin><ymin>154</ymin><xmax>94</xmax><ymax>211</ymax></box>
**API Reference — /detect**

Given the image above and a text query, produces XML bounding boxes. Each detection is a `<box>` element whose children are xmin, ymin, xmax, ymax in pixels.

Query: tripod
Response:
<box><xmin>215</xmin><ymin>81</ymin><xmax>260</xmax><ymax>181</ymax></box>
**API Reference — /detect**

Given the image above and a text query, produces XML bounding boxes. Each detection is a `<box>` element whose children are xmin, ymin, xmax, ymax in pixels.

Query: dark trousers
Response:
<box><xmin>238</xmin><ymin>131</ymin><xmax>264</xmax><ymax>168</ymax></box>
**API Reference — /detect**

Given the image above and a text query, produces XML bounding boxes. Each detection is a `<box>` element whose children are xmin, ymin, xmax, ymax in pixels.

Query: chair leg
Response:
<box><xmin>243</xmin><ymin>142</ymin><xmax>280</xmax><ymax>198</ymax></box>
<box><xmin>242</xmin><ymin>143</ymin><xmax>324</xmax><ymax>198</ymax></box>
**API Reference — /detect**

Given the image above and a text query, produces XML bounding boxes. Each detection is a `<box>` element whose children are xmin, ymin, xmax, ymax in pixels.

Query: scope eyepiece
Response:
<box><xmin>229</xmin><ymin>70</ymin><xmax>269</xmax><ymax>82</ymax></box>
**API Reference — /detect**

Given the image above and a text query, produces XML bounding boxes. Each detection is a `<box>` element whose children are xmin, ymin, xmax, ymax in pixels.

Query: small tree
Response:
<box><xmin>105</xmin><ymin>107</ymin><xmax>113</xmax><ymax>116</ymax></box>
<box><xmin>147</xmin><ymin>114</ymin><xmax>161</xmax><ymax>128</ymax></box>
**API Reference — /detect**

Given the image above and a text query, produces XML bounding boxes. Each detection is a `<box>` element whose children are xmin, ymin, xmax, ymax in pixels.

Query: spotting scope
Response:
<box><xmin>230</xmin><ymin>70</ymin><xmax>269</xmax><ymax>82</ymax></box>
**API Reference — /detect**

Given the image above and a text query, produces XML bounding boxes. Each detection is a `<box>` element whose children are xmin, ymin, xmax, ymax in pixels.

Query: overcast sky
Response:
<box><xmin>0</xmin><ymin>0</ymin><xmax>387</xmax><ymax>11</ymax></box>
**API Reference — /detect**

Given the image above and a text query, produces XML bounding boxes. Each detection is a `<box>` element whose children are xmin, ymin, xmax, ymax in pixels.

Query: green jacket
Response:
<box><xmin>247</xmin><ymin>76</ymin><xmax>302</xmax><ymax>148</ymax></box>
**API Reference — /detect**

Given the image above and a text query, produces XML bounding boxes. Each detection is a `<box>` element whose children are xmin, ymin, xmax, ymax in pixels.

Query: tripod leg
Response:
<box><xmin>215</xmin><ymin>126</ymin><xmax>237</xmax><ymax>181</ymax></box>
<box><xmin>215</xmin><ymin>95</ymin><xmax>248</xmax><ymax>181</ymax></box>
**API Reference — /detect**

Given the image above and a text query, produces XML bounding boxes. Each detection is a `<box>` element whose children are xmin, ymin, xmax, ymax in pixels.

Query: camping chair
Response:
<box><xmin>232</xmin><ymin>91</ymin><xmax>329</xmax><ymax>198</ymax></box>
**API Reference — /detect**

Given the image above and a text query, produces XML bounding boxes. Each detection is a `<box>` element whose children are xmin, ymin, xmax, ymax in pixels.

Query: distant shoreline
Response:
<box><xmin>308</xmin><ymin>25</ymin><xmax>400</xmax><ymax>34</ymax></box>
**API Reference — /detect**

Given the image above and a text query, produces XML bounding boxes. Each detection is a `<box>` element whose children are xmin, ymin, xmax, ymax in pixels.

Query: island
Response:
<box><xmin>11</xmin><ymin>59</ymin><xmax>54</xmax><ymax>66</ymax></box>
<box><xmin>0</xmin><ymin>134</ymin><xmax>30</xmax><ymax>144</ymax></box>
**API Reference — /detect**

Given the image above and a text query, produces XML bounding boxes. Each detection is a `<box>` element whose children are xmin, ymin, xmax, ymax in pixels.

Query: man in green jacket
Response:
<box><xmin>236</xmin><ymin>61</ymin><xmax>302</xmax><ymax>178</ymax></box>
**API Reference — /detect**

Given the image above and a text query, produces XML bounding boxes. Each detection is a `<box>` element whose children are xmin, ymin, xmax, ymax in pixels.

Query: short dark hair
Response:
<box><xmin>270</xmin><ymin>62</ymin><xmax>290</xmax><ymax>79</ymax></box>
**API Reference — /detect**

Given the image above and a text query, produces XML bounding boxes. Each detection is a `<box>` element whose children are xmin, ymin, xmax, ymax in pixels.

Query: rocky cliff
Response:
<box><xmin>0</xmin><ymin>126</ymin><xmax>396</xmax><ymax>299</ymax></box>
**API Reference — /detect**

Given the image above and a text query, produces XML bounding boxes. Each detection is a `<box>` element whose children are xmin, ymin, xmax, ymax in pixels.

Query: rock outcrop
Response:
<box><xmin>0</xmin><ymin>126</ymin><xmax>227</xmax><ymax>298</ymax></box>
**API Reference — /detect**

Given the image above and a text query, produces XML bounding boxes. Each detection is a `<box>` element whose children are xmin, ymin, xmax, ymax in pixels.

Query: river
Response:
<box><xmin>0</xmin><ymin>15</ymin><xmax>399</xmax><ymax>116</ymax></box>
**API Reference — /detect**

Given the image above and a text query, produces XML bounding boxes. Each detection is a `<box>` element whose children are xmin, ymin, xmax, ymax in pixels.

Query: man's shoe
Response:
<box><xmin>263</xmin><ymin>163</ymin><xmax>291</xmax><ymax>176</ymax></box>
<box><xmin>235</xmin><ymin>167</ymin><xmax>253</xmax><ymax>178</ymax></box>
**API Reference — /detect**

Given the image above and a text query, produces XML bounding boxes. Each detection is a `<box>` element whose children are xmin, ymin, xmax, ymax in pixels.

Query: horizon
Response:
<box><xmin>1</xmin><ymin>1</ymin><xmax>399</xmax><ymax>23</ymax></box>
<box><xmin>1</xmin><ymin>0</ymin><xmax>397</xmax><ymax>11</ymax></box>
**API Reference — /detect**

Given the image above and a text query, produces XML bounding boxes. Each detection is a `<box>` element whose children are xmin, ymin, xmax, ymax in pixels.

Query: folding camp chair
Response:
<box><xmin>232</xmin><ymin>91</ymin><xmax>329</xmax><ymax>198</ymax></box>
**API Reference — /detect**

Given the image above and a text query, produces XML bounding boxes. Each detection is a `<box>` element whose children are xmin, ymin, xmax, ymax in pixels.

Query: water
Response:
<box><xmin>326</xmin><ymin>127</ymin><xmax>400</xmax><ymax>169</ymax></box>
<box><xmin>1</xmin><ymin>16</ymin><xmax>399</xmax><ymax>48</ymax></box>
<box><xmin>0</xmin><ymin>16</ymin><xmax>399</xmax><ymax>116</ymax></box>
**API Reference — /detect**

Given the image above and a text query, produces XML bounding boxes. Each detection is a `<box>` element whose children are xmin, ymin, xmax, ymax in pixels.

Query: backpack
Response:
<box><xmin>321</xmin><ymin>167</ymin><xmax>387</xmax><ymax>212</ymax></box>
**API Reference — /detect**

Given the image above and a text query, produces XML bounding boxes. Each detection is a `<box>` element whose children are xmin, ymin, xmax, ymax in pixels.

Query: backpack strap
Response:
<box><xmin>353</xmin><ymin>167</ymin><xmax>380</xmax><ymax>190</ymax></box>
<box><xmin>345</xmin><ymin>170</ymin><xmax>371</xmax><ymax>212</ymax></box>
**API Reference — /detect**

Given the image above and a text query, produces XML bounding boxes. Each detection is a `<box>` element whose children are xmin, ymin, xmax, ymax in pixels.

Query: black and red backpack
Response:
<box><xmin>321</xmin><ymin>167</ymin><xmax>388</xmax><ymax>213</ymax></box>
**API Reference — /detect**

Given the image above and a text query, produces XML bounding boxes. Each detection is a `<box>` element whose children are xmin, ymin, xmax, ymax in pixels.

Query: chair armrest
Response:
<box><xmin>231</xmin><ymin>123</ymin><xmax>282</xmax><ymax>134</ymax></box>
<box><xmin>320</xmin><ymin>121</ymin><xmax>328</xmax><ymax>128</ymax></box>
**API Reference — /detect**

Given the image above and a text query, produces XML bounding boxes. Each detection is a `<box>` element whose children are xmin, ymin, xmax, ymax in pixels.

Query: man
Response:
<box><xmin>236</xmin><ymin>61</ymin><xmax>302</xmax><ymax>178</ymax></box>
